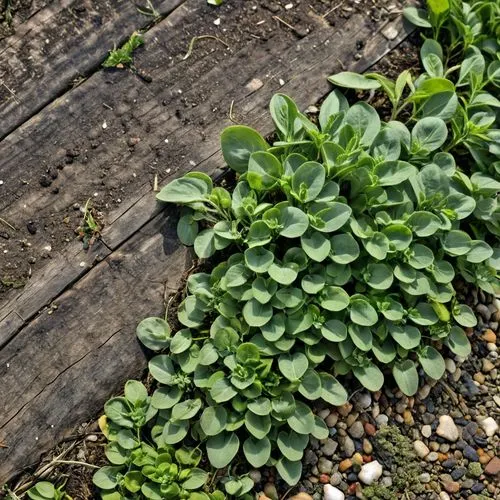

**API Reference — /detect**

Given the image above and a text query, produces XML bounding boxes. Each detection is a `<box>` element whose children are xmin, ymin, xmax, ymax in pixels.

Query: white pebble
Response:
<box><xmin>436</xmin><ymin>415</ymin><xmax>459</xmax><ymax>442</ymax></box>
<box><xmin>0</xmin><ymin>180</ymin><xmax>3</xmax><ymax>185</ymax></box>
<box><xmin>479</xmin><ymin>417</ymin><xmax>498</xmax><ymax>437</ymax></box>
<box><xmin>279</xmin><ymin>78</ymin><xmax>285</xmax><ymax>86</ymax></box>
<box><xmin>323</xmin><ymin>484</ymin><xmax>345</xmax><ymax>500</ymax></box>
<box><xmin>414</xmin><ymin>440</ymin><xmax>430</xmax><ymax>458</ymax></box>
<box><xmin>213</xmin><ymin>18</ymin><xmax>221</xmax><ymax>25</ymax></box>
<box><xmin>285</xmin><ymin>3</ymin><xmax>293</xmax><ymax>9</ymax></box>
<box><xmin>358</xmin><ymin>460</ymin><xmax>383</xmax><ymax>485</ymax></box>
<box><xmin>102</xmin><ymin>121</ymin><xmax>107</xmax><ymax>129</ymax></box>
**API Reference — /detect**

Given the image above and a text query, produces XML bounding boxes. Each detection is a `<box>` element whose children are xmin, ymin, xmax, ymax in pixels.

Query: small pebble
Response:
<box><xmin>479</xmin><ymin>417</ymin><xmax>498</xmax><ymax>437</ymax></box>
<box><xmin>436</xmin><ymin>415</ymin><xmax>460</xmax><ymax>442</ymax></box>
<box><xmin>323</xmin><ymin>485</ymin><xmax>344</xmax><ymax>500</ymax></box>
<box><xmin>358</xmin><ymin>460</ymin><xmax>383</xmax><ymax>485</ymax></box>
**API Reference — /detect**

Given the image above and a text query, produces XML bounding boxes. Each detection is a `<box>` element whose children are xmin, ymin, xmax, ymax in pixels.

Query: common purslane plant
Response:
<box><xmin>27</xmin><ymin>482</ymin><xmax>71</xmax><ymax>500</ymax></box>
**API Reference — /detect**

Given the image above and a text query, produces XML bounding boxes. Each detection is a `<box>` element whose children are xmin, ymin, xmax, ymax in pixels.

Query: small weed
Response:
<box><xmin>102</xmin><ymin>32</ymin><xmax>144</xmax><ymax>68</ymax></box>
<box><xmin>136</xmin><ymin>0</ymin><xmax>161</xmax><ymax>20</ymax></box>
<box><xmin>77</xmin><ymin>199</ymin><xmax>102</xmax><ymax>249</ymax></box>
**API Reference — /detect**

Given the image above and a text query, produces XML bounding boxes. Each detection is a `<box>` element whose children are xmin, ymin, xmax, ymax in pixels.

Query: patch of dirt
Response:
<box><xmin>0</xmin><ymin>0</ymin><xmax>388</xmax><ymax>303</ymax></box>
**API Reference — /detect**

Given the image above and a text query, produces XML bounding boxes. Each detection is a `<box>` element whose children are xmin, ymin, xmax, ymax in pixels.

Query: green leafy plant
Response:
<box><xmin>103</xmin><ymin>32</ymin><xmax>144</xmax><ymax>68</ymax></box>
<box><xmin>330</xmin><ymin>0</ymin><xmax>500</xmax><ymax>178</ymax></box>
<box><xmin>92</xmin><ymin>1</ymin><xmax>499</xmax><ymax>493</ymax></box>
<box><xmin>26</xmin><ymin>482</ymin><xmax>71</xmax><ymax>500</ymax></box>
<box><xmin>93</xmin><ymin>380</ymin><xmax>226</xmax><ymax>499</ymax></box>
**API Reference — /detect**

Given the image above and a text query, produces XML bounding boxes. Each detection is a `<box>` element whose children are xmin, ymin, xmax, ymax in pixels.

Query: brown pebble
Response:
<box><xmin>319</xmin><ymin>474</ymin><xmax>330</xmax><ymax>484</ymax></box>
<box><xmin>482</xmin><ymin>329</ymin><xmax>496</xmax><ymax>343</ymax></box>
<box><xmin>438</xmin><ymin>453</ymin><xmax>448</xmax><ymax>462</ymax></box>
<box><xmin>403</xmin><ymin>409</ymin><xmax>415</xmax><ymax>425</ymax></box>
<box><xmin>444</xmin><ymin>481</ymin><xmax>460</xmax><ymax>494</ymax></box>
<box><xmin>337</xmin><ymin>402</ymin><xmax>353</xmax><ymax>417</ymax></box>
<box><xmin>474</xmin><ymin>372</ymin><xmax>486</xmax><ymax>384</ymax></box>
<box><xmin>484</xmin><ymin>456</ymin><xmax>500</xmax><ymax>475</ymax></box>
<box><xmin>364</xmin><ymin>422</ymin><xmax>376</xmax><ymax>436</ymax></box>
<box><xmin>363</xmin><ymin>455</ymin><xmax>372</xmax><ymax>463</ymax></box>
<box><xmin>347</xmin><ymin>483</ymin><xmax>357</xmax><ymax>495</ymax></box>
<box><xmin>339</xmin><ymin>459</ymin><xmax>353</xmax><ymax>472</ymax></box>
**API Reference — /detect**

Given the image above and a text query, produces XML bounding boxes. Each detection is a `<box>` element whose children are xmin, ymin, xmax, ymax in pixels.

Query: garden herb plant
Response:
<box><xmin>93</xmin><ymin>0</ymin><xmax>500</xmax><ymax>494</ymax></box>
<box><xmin>26</xmin><ymin>482</ymin><xmax>72</xmax><ymax>500</ymax></box>
<box><xmin>103</xmin><ymin>32</ymin><xmax>144</xmax><ymax>68</ymax></box>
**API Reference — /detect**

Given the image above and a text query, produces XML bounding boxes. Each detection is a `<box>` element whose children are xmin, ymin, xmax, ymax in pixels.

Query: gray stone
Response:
<box><xmin>320</xmin><ymin>438</ymin><xmax>338</xmax><ymax>457</ymax></box>
<box><xmin>348</xmin><ymin>421</ymin><xmax>364</xmax><ymax>439</ymax></box>
<box><xmin>318</xmin><ymin>457</ymin><xmax>334</xmax><ymax>474</ymax></box>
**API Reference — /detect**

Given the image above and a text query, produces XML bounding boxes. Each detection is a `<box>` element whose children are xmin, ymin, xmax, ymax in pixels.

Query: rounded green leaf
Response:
<box><xmin>350</xmin><ymin>298</ymin><xmax>378</xmax><ymax>326</ymax></box>
<box><xmin>245</xmin><ymin>247</ymin><xmax>274</xmax><ymax>273</ymax></box>
<box><xmin>301</xmin><ymin>274</ymin><xmax>326</xmax><ymax>294</ymax></box>
<box><xmin>136</xmin><ymin>317</ymin><xmax>171</xmax><ymax>351</ymax></box>
<box><xmin>243</xmin><ymin>299</ymin><xmax>273</xmax><ymax>327</ymax></box>
<box><xmin>330</xmin><ymin>233</ymin><xmax>360</xmax><ymax>264</ymax></box>
<box><xmin>162</xmin><ymin>419</ymin><xmax>189</xmax><ymax>444</ymax></box>
<box><xmin>353</xmin><ymin>363</ymin><xmax>384</xmax><ymax>391</ymax></box>
<box><xmin>442</xmin><ymin>230</ymin><xmax>472</xmax><ymax>256</ymax></box>
<box><xmin>200</xmin><ymin>406</ymin><xmax>228</xmax><ymax>436</ymax></box>
<box><xmin>156</xmin><ymin>177</ymin><xmax>210</xmax><ymax>203</ymax></box>
<box><xmin>363</xmin><ymin>232</ymin><xmax>390</xmax><ymax>260</ymax></box>
<box><xmin>301</xmin><ymin>231</ymin><xmax>331</xmax><ymax>262</ymax></box>
<box><xmin>248</xmin><ymin>151</ymin><xmax>282</xmax><ymax>191</ymax></box>
<box><xmin>328</xmin><ymin>71</ymin><xmax>381</xmax><ymax>90</ymax></box>
<box><xmin>299</xmin><ymin>369</ymin><xmax>323</xmax><ymax>400</ymax></box>
<box><xmin>320</xmin><ymin>373</ymin><xmax>348</xmax><ymax>406</ymax></box>
<box><xmin>407</xmin><ymin>211</ymin><xmax>442</xmax><ymax>237</ymax></box>
<box><xmin>277</xmin><ymin>430</ymin><xmax>309</xmax><ymax>461</ymax></box>
<box><xmin>177</xmin><ymin>214</ymin><xmax>199</xmax><ymax>245</ymax></box>
<box><xmin>276</xmin><ymin>458</ymin><xmax>302</xmax><ymax>486</ymax></box>
<box><xmin>292</xmin><ymin>162</ymin><xmax>326</xmax><ymax>202</ymax></box>
<box><xmin>183</xmin><ymin>469</ymin><xmax>209</xmax><ymax>490</ymax></box>
<box><xmin>178</xmin><ymin>296</ymin><xmax>205</xmax><ymax>328</ymax></box>
<box><xmin>245</xmin><ymin>411</ymin><xmax>271</xmax><ymax>439</ymax></box>
<box><xmin>374</xmin><ymin>160</ymin><xmax>415</xmax><ymax>186</ymax></box>
<box><xmin>172</xmin><ymin>399</ymin><xmax>202</xmax><ymax>421</ymax></box>
<box><xmin>149</xmin><ymin>355</ymin><xmax>175</xmax><ymax>385</ymax></box>
<box><xmin>390</xmin><ymin>324</ymin><xmax>421</xmax><ymax>349</ymax></box>
<box><xmin>320</xmin><ymin>286</ymin><xmax>350</xmax><ymax>312</ymax></box>
<box><xmin>321</xmin><ymin>319</ymin><xmax>348</xmax><ymax>342</ymax></box>
<box><xmin>393</xmin><ymin>360</ymin><xmax>419</xmax><ymax>396</ymax></box>
<box><xmin>309</xmin><ymin>202</ymin><xmax>352</xmax><ymax>233</ymax></box>
<box><xmin>206</xmin><ymin>432</ymin><xmax>240</xmax><ymax>468</ymax></box>
<box><xmin>247</xmin><ymin>397</ymin><xmax>272</xmax><ymax>416</ymax></box>
<box><xmin>418</xmin><ymin>346</ymin><xmax>445</xmax><ymax>380</ymax></box>
<box><xmin>93</xmin><ymin>467</ymin><xmax>122</xmax><ymax>490</ymax></box>
<box><xmin>452</xmin><ymin>303</ymin><xmax>477</xmax><ymax>327</ymax></box>
<box><xmin>243</xmin><ymin>436</ymin><xmax>271</xmax><ymax>468</ymax></box>
<box><xmin>287</xmin><ymin>401</ymin><xmax>315</xmax><ymax>434</ymax></box>
<box><xmin>278</xmin><ymin>352</ymin><xmax>309</xmax><ymax>381</ymax></box>
<box><xmin>364</xmin><ymin>263</ymin><xmax>393</xmax><ymax>290</ymax></box>
<box><xmin>221</xmin><ymin>125</ymin><xmax>268</xmax><ymax>173</ymax></box>
<box><xmin>349</xmin><ymin>324</ymin><xmax>373</xmax><ymax>351</ymax></box>
<box><xmin>170</xmin><ymin>329</ymin><xmax>193</xmax><ymax>354</ymax></box>
<box><xmin>403</xmin><ymin>7</ymin><xmax>432</xmax><ymax>27</ymax></box>
<box><xmin>279</xmin><ymin>206</ymin><xmax>309</xmax><ymax>238</ymax></box>
<box><xmin>411</xmin><ymin>116</ymin><xmax>448</xmax><ymax>152</ymax></box>
<box><xmin>408</xmin><ymin>244</ymin><xmax>435</xmax><ymax>269</ymax></box>
<box><xmin>382</xmin><ymin>224</ymin><xmax>413</xmax><ymax>251</ymax></box>
<box><xmin>445</xmin><ymin>326</ymin><xmax>471</xmax><ymax>357</ymax></box>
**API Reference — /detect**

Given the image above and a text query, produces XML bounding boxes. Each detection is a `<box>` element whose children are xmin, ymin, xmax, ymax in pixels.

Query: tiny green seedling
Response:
<box><xmin>103</xmin><ymin>32</ymin><xmax>144</xmax><ymax>68</ymax></box>
<box><xmin>136</xmin><ymin>0</ymin><xmax>161</xmax><ymax>19</ymax></box>
<box><xmin>77</xmin><ymin>199</ymin><xmax>102</xmax><ymax>249</ymax></box>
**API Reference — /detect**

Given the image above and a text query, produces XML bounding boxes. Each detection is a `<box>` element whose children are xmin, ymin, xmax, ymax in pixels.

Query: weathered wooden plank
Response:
<box><xmin>0</xmin><ymin>212</ymin><xmax>190</xmax><ymax>482</ymax></box>
<box><xmin>0</xmin><ymin>239</ymin><xmax>109</xmax><ymax>347</ymax></box>
<box><xmin>0</xmin><ymin>0</ymin><xmax>185</xmax><ymax>140</ymax></box>
<box><xmin>0</xmin><ymin>0</ymin><xmax>410</xmax><ymax>333</ymax></box>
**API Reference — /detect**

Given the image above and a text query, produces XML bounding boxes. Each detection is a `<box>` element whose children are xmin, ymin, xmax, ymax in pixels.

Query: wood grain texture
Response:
<box><xmin>0</xmin><ymin>212</ymin><xmax>190</xmax><ymax>482</ymax></box>
<box><xmin>0</xmin><ymin>0</ymin><xmax>185</xmax><ymax>140</ymax></box>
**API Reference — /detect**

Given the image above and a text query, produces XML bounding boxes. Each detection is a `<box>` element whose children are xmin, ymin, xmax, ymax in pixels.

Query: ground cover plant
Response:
<box><xmin>77</xmin><ymin>0</ymin><xmax>499</xmax><ymax>497</ymax></box>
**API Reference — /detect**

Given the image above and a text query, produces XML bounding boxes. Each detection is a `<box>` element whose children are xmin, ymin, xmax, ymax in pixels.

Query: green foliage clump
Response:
<box><xmin>27</xmin><ymin>481</ymin><xmax>71</xmax><ymax>500</ymax></box>
<box><xmin>468</xmin><ymin>461</ymin><xmax>483</xmax><ymax>478</ymax></box>
<box><xmin>93</xmin><ymin>380</ymin><xmax>230</xmax><ymax>499</ymax></box>
<box><xmin>103</xmin><ymin>32</ymin><xmax>144</xmax><ymax>68</ymax></box>
<box><xmin>92</xmin><ymin>0</ymin><xmax>499</xmax><ymax>493</ymax></box>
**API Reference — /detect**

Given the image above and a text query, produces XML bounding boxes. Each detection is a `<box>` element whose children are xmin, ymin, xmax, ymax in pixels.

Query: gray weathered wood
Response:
<box><xmin>0</xmin><ymin>212</ymin><xmax>190</xmax><ymax>482</ymax></box>
<box><xmin>0</xmin><ymin>0</ymin><xmax>185</xmax><ymax>140</ymax></box>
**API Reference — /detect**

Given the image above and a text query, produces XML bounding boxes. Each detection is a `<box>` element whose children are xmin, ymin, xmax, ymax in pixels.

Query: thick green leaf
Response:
<box><xmin>418</xmin><ymin>346</ymin><xmax>445</xmax><ymax>380</ymax></box>
<box><xmin>330</xmin><ymin>233</ymin><xmax>360</xmax><ymax>264</ymax></box>
<box><xmin>221</xmin><ymin>125</ymin><xmax>268</xmax><ymax>173</ymax></box>
<box><xmin>353</xmin><ymin>363</ymin><xmax>384</xmax><ymax>391</ymax></box>
<box><xmin>278</xmin><ymin>352</ymin><xmax>309</xmax><ymax>381</ymax></box>
<box><xmin>320</xmin><ymin>373</ymin><xmax>348</xmax><ymax>405</ymax></box>
<box><xmin>276</xmin><ymin>458</ymin><xmax>302</xmax><ymax>486</ymax></box>
<box><xmin>287</xmin><ymin>401</ymin><xmax>315</xmax><ymax>434</ymax></box>
<box><xmin>350</xmin><ymin>298</ymin><xmax>378</xmax><ymax>326</ymax></box>
<box><xmin>206</xmin><ymin>432</ymin><xmax>240</xmax><ymax>468</ymax></box>
<box><xmin>393</xmin><ymin>360</ymin><xmax>419</xmax><ymax>396</ymax></box>
<box><xmin>200</xmin><ymin>406</ymin><xmax>227</xmax><ymax>436</ymax></box>
<box><xmin>445</xmin><ymin>327</ymin><xmax>471</xmax><ymax>357</ymax></box>
<box><xmin>243</xmin><ymin>299</ymin><xmax>273</xmax><ymax>327</ymax></box>
<box><xmin>292</xmin><ymin>162</ymin><xmax>326</xmax><ymax>202</ymax></box>
<box><xmin>136</xmin><ymin>317</ymin><xmax>171</xmax><ymax>351</ymax></box>
<box><xmin>301</xmin><ymin>231</ymin><xmax>331</xmax><ymax>262</ymax></box>
<box><xmin>328</xmin><ymin>72</ymin><xmax>381</xmax><ymax>89</ymax></box>
<box><xmin>243</xmin><ymin>437</ymin><xmax>271</xmax><ymax>468</ymax></box>
<box><xmin>157</xmin><ymin>177</ymin><xmax>210</xmax><ymax>203</ymax></box>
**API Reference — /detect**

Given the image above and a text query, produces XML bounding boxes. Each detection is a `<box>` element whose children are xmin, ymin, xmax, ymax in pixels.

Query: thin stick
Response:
<box><xmin>0</xmin><ymin>217</ymin><xmax>17</xmax><ymax>231</ymax></box>
<box><xmin>182</xmin><ymin>35</ymin><xmax>229</xmax><ymax>61</ymax></box>
<box><xmin>273</xmin><ymin>15</ymin><xmax>297</xmax><ymax>32</ymax></box>
<box><xmin>229</xmin><ymin>100</ymin><xmax>238</xmax><ymax>124</ymax></box>
<box><xmin>1</xmin><ymin>81</ymin><xmax>20</xmax><ymax>103</ymax></box>
<box><xmin>51</xmin><ymin>459</ymin><xmax>99</xmax><ymax>469</ymax></box>
<box><xmin>322</xmin><ymin>0</ymin><xmax>345</xmax><ymax>18</ymax></box>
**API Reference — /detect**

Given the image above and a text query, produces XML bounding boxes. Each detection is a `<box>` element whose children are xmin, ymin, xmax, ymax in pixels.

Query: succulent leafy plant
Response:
<box><xmin>92</xmin><ymin>0</ymin><xmax>499</xmax><ymax>493</ymax></box>
<box><xmin>27</xmin><ymin>482</ymin><xmax>71</xmax><ymax>500</ymax></box>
